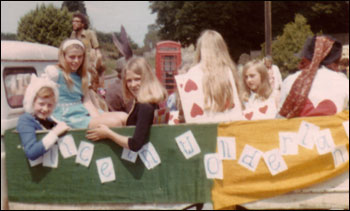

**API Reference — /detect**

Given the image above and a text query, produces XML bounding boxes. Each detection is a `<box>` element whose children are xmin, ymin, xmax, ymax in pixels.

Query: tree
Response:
<box><xmin>1</xmin><ymin>33</ymin><xmax>17</xmax><ymax>41</ymax></box>
<box><xmin>150</xmin><ymin>1</ymin><xmax>348</xmax><ymax>60</ymax></box>
<box><xmin>266</xmin><ymin>14</ymin><xmax>314</xmax><ymax>78</ymax></box>
<box><xmin>61</xmin><ymin>1</ymin><xmax>87</xmax><ymax>15</ymax></box>
<box><xmin>17</xmin><ymin>4</ymin><xmax>72</xmax><ymax>47</ymax></box>
<box><xmin>143</xmin><ymin>24</ymin><xmax>160</xmax><ymax>51</ymax></box>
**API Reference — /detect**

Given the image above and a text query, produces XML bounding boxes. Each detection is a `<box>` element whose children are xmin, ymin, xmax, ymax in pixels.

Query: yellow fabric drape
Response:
<box><xmin>212</xmin><ymin>111</ymin><xmax>349</xmax><ymax>210</ymax></box>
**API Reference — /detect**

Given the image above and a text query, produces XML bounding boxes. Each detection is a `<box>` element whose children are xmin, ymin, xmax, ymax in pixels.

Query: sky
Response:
<box><xmin>1</xmin><ymin>1</ymin><xmax>157</xmax><ymax>46</ymax></box>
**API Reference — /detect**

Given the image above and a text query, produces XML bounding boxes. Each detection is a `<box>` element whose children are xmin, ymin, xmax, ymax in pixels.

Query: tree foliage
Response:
<box><xmin>265</xmin><ymin>14</ymin><xmax>314</xmax><ymax>78</ymax></box>
<box><xmin>1</xmin><ymin>33</ymin><xmax>17</xmax><ymax>41</ymax></box>
<box><xmin>61</xmin><ymin>1</ymin><xmax>87</xmax><ymax>15</ymax></box>
<box><xmin>143</xmin><ymin>24</ymin><xmax>161</xmax><ymax>51</ymax></box>
<box><xmin>17</xmin><ymin>4</ymin><xmax>72</xmax><ymax>47</ymax></box>
<box><xmin>150</xmin><ymin>1</ymin><xmax>265</xmax><ymax>59</ymax></box>
<box><xmin>150</xmin><ymin>1</ymin><xmax>348</xmax><ymax>60</ymax></box>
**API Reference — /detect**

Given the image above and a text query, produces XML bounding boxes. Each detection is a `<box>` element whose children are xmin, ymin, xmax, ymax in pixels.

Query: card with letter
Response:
<box><xmin>314</xmin><ymin>129</ymin><xmax>335</xmax><ymax>155</ymax></box>
<box><xmin>263</xmin><ymin>149</ymin><xmax>288</xmax><ymax>176</ymax></box>
<box><xmin>28</xmin><ymin>156</ymin><xmax>43</xmax><ymax>167</ymax></box>
<box><xmin>238</xmin><ymin>144</ymin><xmax>263</xmax><ymax>172</ymax></box>
<box><xmin>76</xmin><ymin>141</ymin><xmax>94</xmax><ymax>167</ymax></box>
<box><xmin>297</xmin><ymin>121</ymin><xmax>320</xmax><ymax>149</ymax></box>
<box><xmin>96</xmin><ymin>157</ymin><xmax>115</xmax><ymax>183</ymax></box>
<box><xmin>279</xmin><ymin>132</ymin><xmax>298</xmax><ymax>155</ymax></box>
<box><xmin>204</xmin><ymin>153</ymin><xmax>223</xmax><ymax>179</ymax></box>
<box><xmin>138</xmin><ymin>142</ymin><xmax>161</xmax><ymax>170</ymax></box>
<box><xmin>121</xmin><ymin>148</ymin><xmax>138</xmax><ymax>163</ymax></box>
<box><xmin>58</xmin><ymin>134</ymin><xmax>77</xmax><ymax>159</ymax></box>
<box><xmin>331</xmin><ymin>145</ymin><xmax>349</xmax><ymax>168</ymax></box>
<box><xmin>343</xmin><ymin>121</ymin><xmax>349</xmax><ymax>139</ymax></box>
<box><xmin>43</xmin><ymin>144</ymin><xmax>59</xmax><ymax>168</ymax></box>
<box><xmin>175</xmin><ymin>130</ymin><xmax>201</xmax><ymax>159</ymax></box>
<box><xmin>217</xmin><ymin>136</ymin><xmax>236</xmax><ymax>160</ymax></box>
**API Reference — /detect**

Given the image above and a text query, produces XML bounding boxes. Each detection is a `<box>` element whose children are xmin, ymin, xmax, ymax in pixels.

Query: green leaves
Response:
<box><xmin>269</xmin><ymin>14</ymin><xmax>314</xmax><ymax>78</ymax></box>
<box><xmin>17</xmin><ymin>4</ymin><xmax>72</xmax><ymax>47</ymax></box>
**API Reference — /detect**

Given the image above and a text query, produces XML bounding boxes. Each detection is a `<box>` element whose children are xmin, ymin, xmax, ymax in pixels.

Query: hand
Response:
<box><xmin>86</xmin><ymin>124</ymin><xmax>111</xmax><ymax>141</ymax></box>
<box><xmin>52</xmin><ymin>122</ymin><xmax>70</xmax><ymax>136</ymax></box>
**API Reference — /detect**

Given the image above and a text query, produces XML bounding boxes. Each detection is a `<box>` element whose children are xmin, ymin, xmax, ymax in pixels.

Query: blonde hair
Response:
<box><xmin>123</xmin><ymin>57</ymin><xmax>167</xmax><ymax>104</ymax></box>
<box><xmin>58</xmin><ymin>39</ymin><xmax>89</xmax><ymax>94</ymax></box>
<box><xmin>194</xmin><ymin>30</ymin><xmax>242</xmax><ymax>112</ymax></box>
<box><xmin>35</xmin><ymin>87</ymin><xmax>56</xmax><ymax>101</ymax></box>
<box><xmin>241</xmin><ymin>60</ymin><xmax>272</xmax><ymax>104</ymax></box>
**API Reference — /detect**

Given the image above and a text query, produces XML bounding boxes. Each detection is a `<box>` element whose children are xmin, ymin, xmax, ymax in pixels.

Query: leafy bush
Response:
<box><xmin>17</xmin><ymin>4</ymin><xmax>72</xmax><ymax>47</ymax></box>
<box><xmin>262</xmin><ymin>14</ymin><xmax>314</xmax><ymax>79</ymax></box>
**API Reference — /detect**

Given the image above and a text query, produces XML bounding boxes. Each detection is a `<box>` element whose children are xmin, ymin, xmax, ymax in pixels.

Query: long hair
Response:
<box><xmin>194</xmin><ymin>30</ymin><xmax>241</xmax><ymax>112</ymax></box>
<box><xmin>35</xmin><ymin>87</ymin><xmax>55</xmax><ymax>101</ymax></box>
<box><xmin>122</xmin><ymin>57</ymin><xmax>167</xmax><ymax>104</ymax></box>
<box><xmin>241</xmin><ymin>60</ymin><xmax>272</xmax><ymax>105</ymax></box>
<box><xmin>58</xmin><ymin>39</ymin><xmax>89</xmax><ymax>94</ymax></box>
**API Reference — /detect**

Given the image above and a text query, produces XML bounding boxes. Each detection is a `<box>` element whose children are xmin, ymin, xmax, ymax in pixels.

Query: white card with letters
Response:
<box><xmin>263</xmin><ymin>149</ymin><xmax>288</xmax><ymax>176</ymax></box>
<box><xmin>217</xmin><ymin>137</ymin><xmax>236</xmax><ymax>160</ymax></box>
<box><xmin>297</xmin><ymin>121</ymin><xmax>320</xmax><ymax>149</ymax></box>
<box><xmin>343</xmin><ymin>121</ymin><xmax>349</xmax><ymax>139</ymax></box>
<box><xmin>96</xmin><ymin>157</ymin><xmax>115</xmax><ymax>183</ymax></box>
<box><xmin>331</xmin><ymin>145</ymin><xmax>349</xmax><ymax>168</ymax></box>
<box><xmin>43</xmin><ymin>144</ymin><xmax>58</xmax><ymax>168</ymax></box>
<box><xmin>279</xmin><ymin>132</ymin><xmax>298</xmax><ymax>155</ymax></box>
<box><xmin>238</xmin><ymin>144</ymin><xmax>263</xmax><ymax>172</ymax></box>
<box><xmin>75</xmin><ymin>141</ymin><xmax>94</xmax><ymax>167</ymax></box>
<box><xmin>138</xmin><ymin>142</ymin><xmax>161</xmax><ymax>170</ymax></box>
<box><xmin>122</xmin><ymin>148</ymin><xmax>138</xmax><ymax>163</ymax></box>
<box><xmin>58</xmin><ymin>134</ymin><xmax>77</xmax><ymax>159</ymax></box>
<box><xmin>314</xmin><ymin>129</ymin><xmax>335</xmax><ymax>155</ymax></box>
<box><xmin>204</xmin><ymin>153</ymin><xmax>223</xmax><ymax>179</ymax></box>
<box><xmin>28</xmin><ymin>156</ymin><xmax>43</xmax><ymax>167</ymax></box>
<box><xmin>175</xmin><ymin>130</ymin><xmax>201</xmax><ymax>159</ymax></box>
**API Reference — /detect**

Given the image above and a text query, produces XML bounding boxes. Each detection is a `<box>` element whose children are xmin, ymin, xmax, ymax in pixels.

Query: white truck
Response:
<box><xmin>1</xmin><ymin>40</ymin><xmax>348</xmax><ymax>210</ymax></box>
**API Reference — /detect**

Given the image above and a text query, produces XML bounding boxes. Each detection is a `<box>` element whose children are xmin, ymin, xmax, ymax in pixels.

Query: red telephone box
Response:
<box><xmin>156</xmin><ymin>41</ymin><xmax>181</xmax><ymax>94</ymax></box>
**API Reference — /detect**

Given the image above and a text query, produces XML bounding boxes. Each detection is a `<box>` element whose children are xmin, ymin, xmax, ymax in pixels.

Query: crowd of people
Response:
<box><xmin>17</xmin><ymin>13</ymin><xmax>349</xmax><ymax>161</ymax></box>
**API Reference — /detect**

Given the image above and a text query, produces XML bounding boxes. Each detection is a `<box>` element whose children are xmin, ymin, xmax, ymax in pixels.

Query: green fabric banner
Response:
<box><xmin>5</xmin><ymin>124</ymin><xmax>217</xmax><ymax>204</ymax></box>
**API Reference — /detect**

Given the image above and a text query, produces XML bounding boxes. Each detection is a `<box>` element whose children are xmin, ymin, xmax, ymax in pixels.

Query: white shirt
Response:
<box><xmin>280</xmin><ymin>66</ymin><xmax>349</xmax><ymax>116</ymax></box>
<box><xmin>243</xmin><ymin>92</ymin><xmax>278</xmax><ymax>120</ymax></box>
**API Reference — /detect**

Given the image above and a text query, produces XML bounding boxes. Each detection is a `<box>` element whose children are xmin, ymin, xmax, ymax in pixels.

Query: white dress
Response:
<box><xmin>243</xmin><ymin>92</ymin><xmax>278</xmax><ymax>120</ymax></box>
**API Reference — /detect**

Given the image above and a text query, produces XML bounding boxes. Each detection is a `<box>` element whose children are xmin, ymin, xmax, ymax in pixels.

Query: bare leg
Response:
<box><xmin>88</xmin><ymin>111</ymin><xmax>128</xmax><ymax>128</ymax></box>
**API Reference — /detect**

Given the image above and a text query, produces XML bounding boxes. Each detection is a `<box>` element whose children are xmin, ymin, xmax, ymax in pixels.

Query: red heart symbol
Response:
<box><xmin>245</xmin><ymin>112</ymin><xmax>253</xmax><ymax>120</ymax></box>
<box><xmin>184</xmin><ymin>79</ymin><xmax>198</xmax><ymax>93</ymax></box>
<box><xmin>180</xmin><ymin>84</ymin><xmax>183</xmax><ymax>88</ymax></box>
<box><xmin>174</xmin><ymin>119</ymin><xmax>180</xmax><ymax>124</ymax></box>
<box><xmin>300</xmin><ymin>99</ymin><xmax>337</xmax><ymax>117</ymax></box>
<box><xmin>190</xmin><ymin>103</ymin><xmax>204</xmax><ymax>118</ymax></box>
<box><xmin>259</xmin><ymin>105</ymin><xmax>268</xmax><ymax>114</ymax></box>
<box><xmin>157</xmin><ymin>109</ymin><xmax>165</xmax><ymax>116</ymax></box>
<box><xmin>169</xmin><ymin>114</ymin><xmax>174</xmax><ymax>120</ymax></box>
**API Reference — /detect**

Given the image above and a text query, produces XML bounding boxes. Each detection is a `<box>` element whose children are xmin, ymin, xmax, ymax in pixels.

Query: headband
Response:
<box><xmin>62</xmin><ymin>39</ymin><xmax>85</xmax><ymax>51</ymax></box>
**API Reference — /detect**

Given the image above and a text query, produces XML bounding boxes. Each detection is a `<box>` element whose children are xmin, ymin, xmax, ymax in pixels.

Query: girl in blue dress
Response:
<box><xmin>44</xmin><ymin>39</ymin><xmax>127</xmax><ymax>129</ymax></box>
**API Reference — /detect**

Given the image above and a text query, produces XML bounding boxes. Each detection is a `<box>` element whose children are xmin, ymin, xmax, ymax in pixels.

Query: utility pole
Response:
<box><xmin>264</xmin><ymin>1</ymin><xmax>272</xmax><ymax>56</ymax></box>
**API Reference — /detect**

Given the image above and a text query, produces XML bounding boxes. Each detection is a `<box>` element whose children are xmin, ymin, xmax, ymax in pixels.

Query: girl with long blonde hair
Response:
<box><xmin>181</xmin><ymin>30</ymin><xmax>243</xmax><ymax>123</ymax></box>
<box><xmin>86</xmin><ymin>57</ymin><xmax>167</xmax><ymax>151</ymax></box>
<box><xmin>241</xmin><ymin>60</ymin><xmax>278</xmax><ymax>120</ymax></box>
<box><xmin>44</xmin><ymin>39</ymin><xmax>127</xmax><ymax>129</ymax></box>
